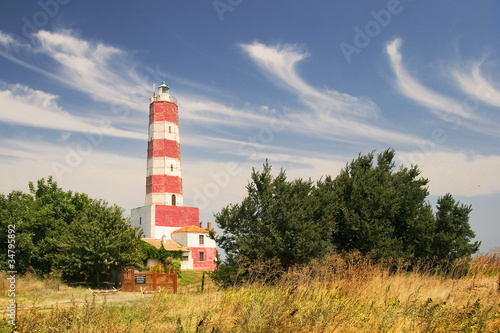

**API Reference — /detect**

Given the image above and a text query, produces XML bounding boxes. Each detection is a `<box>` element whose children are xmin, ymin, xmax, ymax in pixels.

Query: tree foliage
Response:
<box><xmin>216</xmin><ymin>161</ymin><xmax>335</xmax><ymax>271</ymax></box>
<box><xmin>0</xmin><ymin>177</ymin><xmax>143</xmax><ymax>286</ymax></box>
<box><xmin>432</xmin><ymin>193</ymin><xmax>479</xmax><ymax>261</ymax></box>
<box><xmin>214</xmin><ymin>149</ymin><xmax>480</xmax><ymax>284</ymax></box>
<box><xmin>326</xmin><ymin>149</ymin><xmax>437</xmax><ymax>259</ymax></box>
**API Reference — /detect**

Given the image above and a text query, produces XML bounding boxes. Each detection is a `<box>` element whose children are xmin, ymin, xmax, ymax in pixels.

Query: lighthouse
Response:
<box><xmin>146</xmin><ymin>82</ymin><xmax>183</xmax><ymax>207</ymax></box>
<box><xmin>131</xmin><ymin>82</ymin><xmax>216</xmax><ymax>271</ymax></box>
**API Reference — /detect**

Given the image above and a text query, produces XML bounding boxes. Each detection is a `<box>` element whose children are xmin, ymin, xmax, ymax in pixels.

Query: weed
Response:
<box><xmin>4</xmin><ymin>253</ymin><xmax>500</xmax><ymax>332</ymax></box>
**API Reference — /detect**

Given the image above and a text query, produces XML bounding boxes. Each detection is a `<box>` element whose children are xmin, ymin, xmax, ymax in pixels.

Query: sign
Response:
<box><xmin>135</xmin><ymin>275</ymin><xmax>146</xmax><ymax>284</ymax></box>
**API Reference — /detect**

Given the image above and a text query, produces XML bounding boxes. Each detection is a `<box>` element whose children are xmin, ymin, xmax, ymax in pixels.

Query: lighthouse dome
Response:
<box><xmin>158</xmin><ymin>81</ymin><xmax>169</xmax><ymax>95</ymax></box>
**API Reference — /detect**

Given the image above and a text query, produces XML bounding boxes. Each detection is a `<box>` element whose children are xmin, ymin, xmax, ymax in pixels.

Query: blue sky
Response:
<box><xmin>0</xmin><ymin>1</ymin><xmax>499</xmax><ymax>252</ymax></box>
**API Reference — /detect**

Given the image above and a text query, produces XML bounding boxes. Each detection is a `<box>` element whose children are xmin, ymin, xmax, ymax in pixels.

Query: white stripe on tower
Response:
<box><xmin>145</xmin><ymin>82</ymin><xmax>184</xmax><ymax>206</ymax></box>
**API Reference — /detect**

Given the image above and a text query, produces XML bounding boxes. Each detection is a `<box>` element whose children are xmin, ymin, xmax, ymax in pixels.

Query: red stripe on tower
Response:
<box><xmin>145</xmin><ymin>82</ymin><xmax>183</xmax><ymax>206</ymax></box>
<box><xmin>146</xmin><ymin>175</ymin><xmax>183</xmax><ymax>194</ymax></box>
<box><xmin>147</xmin><ymin>140</ymin><xmax>180</xmax><ymax>159</ymax></box>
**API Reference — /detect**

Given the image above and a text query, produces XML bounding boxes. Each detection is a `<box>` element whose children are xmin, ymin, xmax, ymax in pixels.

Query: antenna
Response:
<box><xmin>153</xmin><ymin>83</ymin><xmax>155</xmax><ymax>96</ymax></box>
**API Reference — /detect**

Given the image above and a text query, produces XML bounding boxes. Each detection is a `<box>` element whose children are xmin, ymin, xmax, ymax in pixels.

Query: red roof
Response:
<box><xmin>172</xmin><ymin>225</ymin><xmax>210</xmax><ymax>234</ymax></box>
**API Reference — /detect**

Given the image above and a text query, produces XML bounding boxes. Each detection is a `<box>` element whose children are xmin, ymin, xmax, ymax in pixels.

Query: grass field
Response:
<box><xmin>1</xmin><ymin>252</ymin><xmax>499</xmax><ymax>332</ymax></box>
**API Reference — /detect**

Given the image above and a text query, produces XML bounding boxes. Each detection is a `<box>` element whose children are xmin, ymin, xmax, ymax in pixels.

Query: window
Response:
<box><xmin>199</xmin><ymin>235</ymin><xmax>204</xmax><ymax>245</ymax></box>
<box><xmin>182</xmin><ymin>255</ymin><xmax>189</xmax><ymax>261</ymax></box>
<box><xmin>171</xmin><ymin>194</ymin><xmax>176</xmax><ymax>206</ymax></box>
<box><xmin>199</xmin><ymin>252</ymin><xmax>205</xmax><ymax>262</ymax></box>
<box><xmin>169</xmin><ymin>126</ymin><xmax>171</xmax><ymax>133</ymax></box>
<box><xmin>139</xmin><ymin>217</ymin><xmax>141</xmax><ymax>225</ymax></box>
<box><xmin>171</xmin><ymin>164</ymin><xmax>174</xmax><ymax>172</ymax></box>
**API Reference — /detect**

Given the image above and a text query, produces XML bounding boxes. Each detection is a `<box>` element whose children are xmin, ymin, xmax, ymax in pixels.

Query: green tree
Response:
<box><xmin>27</xmin><ymin>177</ymin><xmax>77</xmax><ymax>275</ymax></box>
<box><xmin>213</xmin><ymin>149</ymin><xmax>480</xmax><ymax>286</ymax></box>
<box><xmin>432</xmin><ymin>193</ymin><xmax>480</xmax><ymax>260</ymax></box>
<box><xmin>0</xmin><ymin>191</ymin><xmax>35</xmax><ymax>273</ymax></box>
<box><xmin>325</xmin><ymin>149</ymin><xmax>478</xmax><ymax>261</ymax></box>
<box><xmin>0</xmin><ymin>177</ymin><xmax>76</xmax><ymax>275</ymax></box>
<box><xmin>215</xmin><ymin>162</ymin><xmax>335</xmax><ymax>275</ymax></box>
<box><xmin>326</xmin><ymin>149</ymin><xmax>437</xmax><ymax>259</ymax></box>
<box><xmin>56</xmin><ymin>199</ymin><xmax>143</xmax><ymax>286</ymax></box>
<box><xmin>0</xmin><ymin>177</ymin><xmax>143</xmax><ymax>286</ymax></box>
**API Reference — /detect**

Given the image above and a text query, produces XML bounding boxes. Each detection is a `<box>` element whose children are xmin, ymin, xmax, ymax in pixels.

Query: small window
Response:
<box><xmin>199</xmin><ymin>252</ymin><xmax>205</xmax><ymax>262</ymax></box>
<box><xmin>139</xmin><ymin>217</ymin><xmax>142</xmax><ymax>225</ymax></box>
<box><xmin>199</xmin><ymin>235</ymin><xmax>204</xmax><ymax>245</ymax></box>
<box><xmin>171</xmin><ymin>194</ymin><xmax>176</xmax><ymax>206</ymax></box>
<box><xmin>182</xmin><ymin>255</ymin><xmax>189</xmax><ymax>261</ymax></box>
<box><xmin>169</xmin><ymin>126</ymin><xmax>171</xmax><ymax>133</ymax></box>
<box><xmin>171</xmin><ymin>164</ymin><xmax>174</xmax><ymax>172</ymax></box>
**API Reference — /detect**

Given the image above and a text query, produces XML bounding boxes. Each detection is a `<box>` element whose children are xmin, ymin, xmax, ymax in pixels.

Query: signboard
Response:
<box><xmin>135</xmin><ymin>275</ymin><xmax>146</xmax><ymax>284</ymax></box>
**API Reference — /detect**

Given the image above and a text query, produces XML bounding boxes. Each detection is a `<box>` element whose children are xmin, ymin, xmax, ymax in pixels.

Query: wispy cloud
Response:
<box><xmin>0</xmin><ymin>136</ymin><xmax>145</xmax><ymax>210</ymax></box>
<box><xmin>178</xmin><ymin>94</ymin><xmax>281</xmax><ymax>128</ymax></box>
<box><xmin>386</xmin><ymin>38</ymin><xmax>500</xmax><ymax>137</ymax></box>
<box><xmin>0</xmin><ymin>29</ymin><xmax>149</xmax><ymax>112</ymax></box>
<box><xmin>240</xmin><ymin>41</ymin><xmax>377</xmax><ymax>118</ymax></box>
<box><xmin>386</xmin><ymin>38</ymin><xmax>473</xmax><ymax>120</ymax></box>
<box><xmin>0</xmin><ymin>82</ymin><xmax>143</xmax><ymax>139</ymax></box>
<box><xmin>240</xmin><ymin>41</ymin><xmax>424</xmax><ymax>146</ymax></box>
<box><xmin>453</xmin><ymin>62</ymin><xmax>500</xmax><ymax>108</ymax></box>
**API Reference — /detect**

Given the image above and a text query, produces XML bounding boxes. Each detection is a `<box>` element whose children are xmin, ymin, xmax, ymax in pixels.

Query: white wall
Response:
<box><xmin>171</xmin><ymin>232</ymin><xmax>188</xmax><ymax>246</ymax></box>
<box><xmin>180</xmin><ymin>251</ymin><xmax>193</xmax><ymax>270</ymax></box>
<box><xmin>130</xmin><ymin>205</ymin><xmax>154</xmax><ymax>238</ymax></box>
<box><xmin>154</xmin><ymin>226</ymin><xmax>180</xmax><ymax>239</ymax></box>
<box><xmin>172</xmin><ymin>232</ymin><xmax>216</xmax><ymax>248</ymax></box>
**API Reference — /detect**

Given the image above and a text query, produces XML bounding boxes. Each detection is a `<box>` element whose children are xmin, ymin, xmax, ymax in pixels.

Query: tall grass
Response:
<box><xmin>4</xmin><ymin>252</ymin><xmax>500</xmax><ymax>332</ymax></box>
<box><xmin>0</xmin><ymin>271</ymin><xmax>65</xmax><ymax>295</ymax></box>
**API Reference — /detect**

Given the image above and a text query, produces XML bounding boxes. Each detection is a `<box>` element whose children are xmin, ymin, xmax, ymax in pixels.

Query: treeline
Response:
<box><xmin>0</xmin><ymin>177</ymin><xmax>143</xmax><ymax>286</ymax></box>
<box><xmin>213</xmin><ymin>149</ymin><xmax>480</xmax><ymax>285</ymax></box>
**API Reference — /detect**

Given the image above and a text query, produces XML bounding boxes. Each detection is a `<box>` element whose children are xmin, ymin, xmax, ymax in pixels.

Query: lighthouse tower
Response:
<box><xmin>131</xmin><ymin>82</ymin><xmax>217</xmax><ymax>271</ymax></box>
<box><xmin>146</xmin><ymin>82</ymin><xmax>183</xmax><ymax>207</ymax></box>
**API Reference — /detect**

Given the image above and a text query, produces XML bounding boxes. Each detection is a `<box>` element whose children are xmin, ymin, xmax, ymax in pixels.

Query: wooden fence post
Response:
<box><xmin>174</xmin><ymin>269</ymin><xmax>178</xmax><ymax>294</ymax></box>
<box><xmin>131</xmin><ymin>267</ymin><xmax>136</xmax><ymax>292</ymax></box>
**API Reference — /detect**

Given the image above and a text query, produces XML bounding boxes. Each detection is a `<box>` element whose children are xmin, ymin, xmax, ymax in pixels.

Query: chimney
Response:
<box><xmin>207</xmin><ymin>222</ymin><xmax>212</xmax><ymax>231</ymax></box>
<box><xmin>161</xmin><ymin>235</ymin><xmax>166</xmax><ymax>244</ymax></box>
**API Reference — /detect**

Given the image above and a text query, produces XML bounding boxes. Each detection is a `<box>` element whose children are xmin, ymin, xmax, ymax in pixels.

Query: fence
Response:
<box><xmin>121</xmin><ymin>266</ymin><xmax>177</xmax><ymax>294</ymax></box>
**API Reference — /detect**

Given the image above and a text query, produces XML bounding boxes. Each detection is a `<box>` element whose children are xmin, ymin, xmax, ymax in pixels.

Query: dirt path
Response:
<box><xmin>1</xmin><ymin>290</ymin><xmax>166</xmax><ymax>316</ymax></box>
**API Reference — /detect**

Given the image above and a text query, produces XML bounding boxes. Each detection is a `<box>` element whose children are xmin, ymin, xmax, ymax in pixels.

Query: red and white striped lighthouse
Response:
<box><xmin>131</xmin><ymin>82</ymin><xmax>217</xmax><ymax>271</ymax></box>
<box><xmin>145</xmin><ymin>82</ymin><xmax>183</xmax><ymax>206</ymax></box>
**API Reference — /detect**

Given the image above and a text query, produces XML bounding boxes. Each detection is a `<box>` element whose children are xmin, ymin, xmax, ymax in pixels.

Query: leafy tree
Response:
<box><xmin>326</xmin><ymin>149</ymin><xmax>479</xmax><ymax>261</ymax></box>
<box><xmin>27</xmin><ymin>177</ymin><xmax>77</xmax><ymax>275</ymax></box>
<box><xmin>0</xmin><ymin>191</ymin><xmax>35</xmax><ymax>273</ymax></box>
<box><xmin>0</xmin><ymin>177</ymin><xmax>143</xmax><ymax>286</ymax></box>
<box><xmin>326</xmin><ymin>149</ymin><xmax>437</xmax><ymax>259</ymax></box>
<box><xmin>432</xmin><ymin>193</ymin><xmax>480</xmax><ymax>260</ymax></box>
<box><xmin>56</xmin><ymin>199</ymin><xmax>143</xmax><ymax>286</ymax></box>
<box><xmin>213</xmin><ymin>149</ymin><xmax>480</xmax><ymax>285</ymax></box>
<box><xmin>0</xmin><ymin>177</ymin><xmax>76</xmax><ymax>275</ymax></box>
<box><xmin>215</xmin><ymin>161</ymin><xmax>335</xmax><ymax>274</ymax></box>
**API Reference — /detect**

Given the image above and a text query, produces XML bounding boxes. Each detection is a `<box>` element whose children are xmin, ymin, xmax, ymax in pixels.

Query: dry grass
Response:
<box><xmin>2</xmin><ymin>252</ymin><xmax>500</xmax><ymax>332</ymax></box>
<box><xmin>0</xmin><ymin>272</ymin><xmax>66</xmax><ymax>295</ymax></box>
